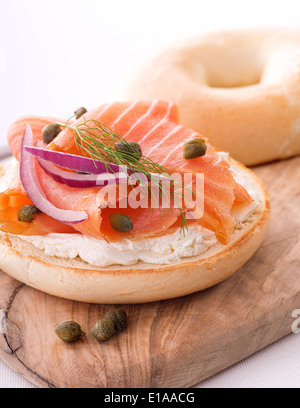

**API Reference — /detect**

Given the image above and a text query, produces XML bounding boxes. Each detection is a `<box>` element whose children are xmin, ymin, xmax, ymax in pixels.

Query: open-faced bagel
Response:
<box><xmin>113</xmin><ymin>29</ymin><xmax>300</xmax><ymax>166</ymax></box>
<box><xmin>0</xmin><ymin>159</ymin><xmax>269</xmax><ymax>304</ymax></box>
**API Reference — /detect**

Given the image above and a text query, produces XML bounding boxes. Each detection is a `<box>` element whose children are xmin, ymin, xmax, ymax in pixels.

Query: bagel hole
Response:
<box><xmin>186</xmin><ymin>44</ymin><xmax>264</xmax><ymax>89</ymax></box>
<box><xmin>207</xmin><ymin>74</ymin><xmax>262</xmax><ymax>89</ymax></box>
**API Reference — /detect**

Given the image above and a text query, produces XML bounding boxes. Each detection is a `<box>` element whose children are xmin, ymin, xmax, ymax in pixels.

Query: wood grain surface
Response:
<box><xmin>0</xmin><ymin>156</ymin><xmax>300</xmax><ymax>388</ymax></box>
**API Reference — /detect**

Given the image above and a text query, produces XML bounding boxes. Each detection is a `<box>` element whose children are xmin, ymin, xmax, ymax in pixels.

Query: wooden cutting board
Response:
<box><xmin>0</xmin><ymin>156</ymin><xmax>300</xmax><ymax>388</ymax></box>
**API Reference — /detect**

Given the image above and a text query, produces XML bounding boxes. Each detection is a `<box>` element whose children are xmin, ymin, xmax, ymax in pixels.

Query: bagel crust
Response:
<box><xmin>113</xmin><ymin>29</ymin><xmax>300</xmax><ymax>166</ymax></box>
<box><xmin>0</xmin><ymin>161</ymin><xmax>269</xmax><ymax>304</ymax></box>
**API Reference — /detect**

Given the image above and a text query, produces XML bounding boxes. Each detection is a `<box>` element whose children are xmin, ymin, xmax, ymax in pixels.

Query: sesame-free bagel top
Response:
<box><xmin>113</xmin><ymin>29</ymin><xmax>300</xmax><ymax>166</ymax></box>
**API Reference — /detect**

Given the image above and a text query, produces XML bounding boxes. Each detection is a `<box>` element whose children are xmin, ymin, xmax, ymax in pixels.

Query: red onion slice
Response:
<box><xmin>37</xmin><ymin>157</ymin><xmax>128</xmax><ymax>188</ymax></box>
<box><xmin>25</xmin><ymin>145</ymin><xmax>170</xmax><ymax>184</ymax></box>
<box><xmin>25</xmin><ymin>145</ymin><xmax>123</xmax><ymax>174</ymax></box>
<box><xmin>20</xmin><ymin>124</ymin><xmax>88</xmax><ymax>224</ymax></box>
<box><xmin>25</xmin><ymin>140</ymin><xmax>171</xmax><ymax>191</ymax></box>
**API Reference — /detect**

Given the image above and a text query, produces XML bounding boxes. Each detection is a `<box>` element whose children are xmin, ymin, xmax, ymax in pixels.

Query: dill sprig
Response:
<box><xmin>59</xmin><ymin>119</ymin><xmax>191</xmax><ymax>234</ymax></box>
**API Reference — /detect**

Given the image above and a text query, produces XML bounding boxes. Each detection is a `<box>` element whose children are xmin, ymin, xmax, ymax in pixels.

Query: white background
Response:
<box><xmin>0</xmin><ymin>0</ymin><xmax>300</xmax><ymax>388</ymax></box>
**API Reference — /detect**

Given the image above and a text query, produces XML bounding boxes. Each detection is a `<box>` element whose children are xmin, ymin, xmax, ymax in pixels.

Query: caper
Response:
<box><xmin>55</xmin><ymin>321</ymin><xmax>85</xmax><ymax>343</ymax></box>
<box><xmin>91</xmin><ymin>318</ymin><xmax>115</xmax><ymax>342</ymax></box>
<box><xmin>183</xmin><ymin>138</ymin><xmax>207</xmax><ymax>160</ymax></box>
<box><xmin>105</xmin><ymin>309</ymin><xmax>127</xmax><ymax>332</ymax></box>
<box><xmin>17</xmin><ymin>205</ymin><xmax>41</xmax><ymax>223</ymax></box>
<box><xmin>109</xmin><ymin>213</ymin><xmax>134</xmax><ymax>233</ymax></box>
<box><xmin>42</xmin><ymin>123</ymin><xmax>61</xmax><ymax>144</ymax></box>
<box><xmin>74</xmin><ymin>107</ymin><xmax>87</xmax><ymax>120</ymax></box>
<box><xmin>115</xmin><ymin>141</ymin><xmax>142</xmax><ymax>160</ymax></box>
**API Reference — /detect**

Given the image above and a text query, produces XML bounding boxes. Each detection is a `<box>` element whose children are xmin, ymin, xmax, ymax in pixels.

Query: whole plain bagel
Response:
<box><xmin>113</xmin><ymin>29</ymin><xmax>300</xmax><ymax>166</ymax></box>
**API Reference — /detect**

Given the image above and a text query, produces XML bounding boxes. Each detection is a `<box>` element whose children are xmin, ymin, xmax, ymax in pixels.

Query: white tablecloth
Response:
<box><xmin>0</xmin><ymin>333</ymin><xmax>299</xmax><ymax>388</ymax></box>
<box><xmin>0</xmin><ymin>0</ymin><xmax>300</xmax><ymax>388</ymax></box>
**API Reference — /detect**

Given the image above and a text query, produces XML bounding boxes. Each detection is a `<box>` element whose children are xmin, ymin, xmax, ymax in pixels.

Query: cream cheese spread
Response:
<box><xmin>18</xmin><ymin>227</ymin><xmax>217</xmax><ymax>267</ymax></box>
<box><xmin>0</xmin><ymin>155</ymin><xmax>259</xmax><ymax>267</ymax></box>
<box><xmin>0</xmin><ymin>157</ymin><xmax>20</xmax><ymax>193</ymax></box>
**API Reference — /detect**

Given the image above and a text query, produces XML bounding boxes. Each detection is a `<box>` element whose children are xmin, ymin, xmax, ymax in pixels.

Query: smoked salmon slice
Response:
<box><xmin>34</xmin><ymin>164</ymin><xmax>180</xmax><ymax>241</ymax></box>
<box><xmin>4</xmin><ymin>100</ymin><xmax>253</xmax><ymax>244</ymax></box>
<box><xmin>7</xmin><ymin>116</ymin><xmax>68</xmax><ymax>161</ymax></box>
<box><xmin>0</xmin><ymin>173</ymin><xmax>75</xmax><ymax>236</ymax></box>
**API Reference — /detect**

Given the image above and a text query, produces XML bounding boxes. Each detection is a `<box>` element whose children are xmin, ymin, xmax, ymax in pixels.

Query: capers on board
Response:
<box><xmin>105</xmin><ymin>309</ymin><xmax>127</xmax><ymax>332</ymax></box>
<box><xmin>55</xmin><ymin>321</ymin><xmax>85</xmax><ymax>343</ymax></box>
<box><xmin>183</xmin><ymin>138</ymin><xmax>207</xmax><ymax>160</ymax></box>
<box><xmin>74</xmin><ymin>107</ymin><xmax>87</xmax><ymax>120</ymax></box>
<box><xmin>91</xmin><ymin>318</ymin><xmax>115</xmax><ymax>342</ymax></box>
<box><xmin>115</xmin><ymin>141</ymin><xmax>143</xmax><ymax>160</ymax></box>
<box><xmin>109</xmin><ymin>213</ymin><xmax>134</xmax><ymax>233</ymax></box>
<box><xmin>42</xmin><ymin>123</ymin><xmax>61</xmax><ymax>144</ymax></box>
<box><xmin>17</xmin><ymin>205</ymin><xmax>41</xmax><ymax>223</ymax></box>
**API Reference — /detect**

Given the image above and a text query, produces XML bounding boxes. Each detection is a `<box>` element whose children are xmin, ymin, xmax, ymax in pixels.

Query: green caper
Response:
<box><xmin>105</xmin><ymin>309</ymin><xmax>127</xmax><ymax>332</ymax></box>
<box><xmin>115</xmin><ymin>141</ymin><xmax>142</xmax><ymax>161</ymax></box>
<box><xmin>91</xmin><ymin>318</ymin><xmax>115</xmax><ymax>342</ymax></box>
<box><xmin>109</xmin><ymin>214</ymin><xmax>134</xmax><ymax>233</ymax></box>
<box><xmin>74</xmin><ymin>107</ymin><xmax>87</xmax><ymax>120</ymax></box>
<box><xmin>183</xmin><ymin>138</ymin><xmax>207</xmax><ymax>160</ymax></box>
<box><xmin>17</xmin><ymin>205</ymin><xmax>41</xmax><ymax>223</ymax></box>
<box><xmin>42</xmin><ymin>123</ymin><xmax>61</xmax><ymax>144</ymax></box>
<box><xmin>55</xmin><ymin>321</ymin><xmax>85</xmax><ymax>343</ymax></box>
